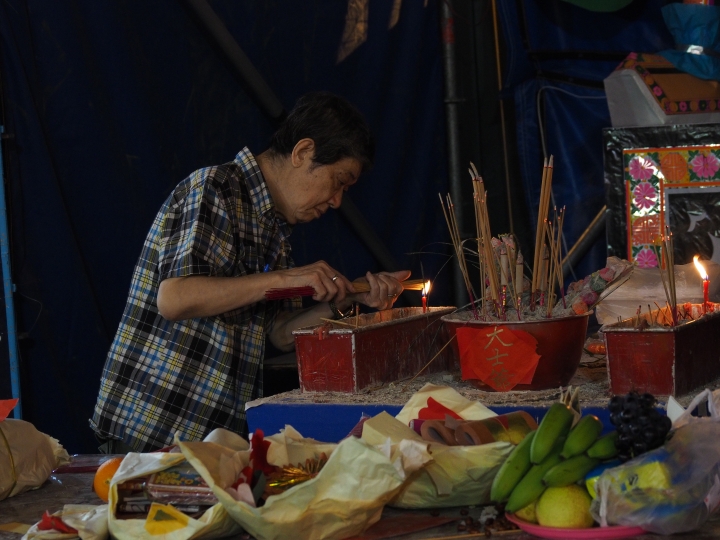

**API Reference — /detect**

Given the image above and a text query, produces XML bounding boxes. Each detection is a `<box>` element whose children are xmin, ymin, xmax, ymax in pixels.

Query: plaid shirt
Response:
<box><xmin>91</xmin><ymin>148</ymin><xmax>300</xmax><ymax>451</ymax></box>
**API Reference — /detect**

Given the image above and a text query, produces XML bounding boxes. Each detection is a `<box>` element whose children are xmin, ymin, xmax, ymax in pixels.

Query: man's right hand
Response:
<box><xmin>277</xmin><ymin>261</ymin><xmax>355</xmax><ymax>303</ymax></box>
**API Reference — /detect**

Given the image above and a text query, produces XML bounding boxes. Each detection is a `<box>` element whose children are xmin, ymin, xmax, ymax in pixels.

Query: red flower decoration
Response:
<box><xmin>250</xmin><ymin>429</ymin><xmax>276</xmax><ymax>476</ymax></box>
<box><xmin>632</xmin><ymin>181</ymin><xmax>657</xmax><ymax>210</ymax></box>
<box><xmin>37</xmin><ymin>512</ymin><xmax>77</xmax><ymax>534</ymax></box>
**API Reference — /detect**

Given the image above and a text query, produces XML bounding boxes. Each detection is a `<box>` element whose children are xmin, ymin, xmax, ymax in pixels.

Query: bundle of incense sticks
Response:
<box><xmin>265</xmin><ymin>278</ymin><xmax>428</xmax><ymax>300</ymax></box>
<box><xmin>440</xmin><ymin>157</ymin><xmax>569</xmax><ymax>319</ymax></box>
<box><xmin>265</xmin><ymin>286</ymin><xmax>315</xmax><ymax>300</ymax></box>
<box><xmin>661</xmin><ymin>226</ymin><xmax>678</xmax><ymax>325</ymax></box>
<box><xmin>543</xmin><ymin>207</ymin><xmax>566</xmax><ymax>314</ymax></box>
<box><xmin>470</xmin><ymin>169</ymin><xmax>500</xmax><ymax>316</ymax></box>
<box><xmin>532</xmin><ymin>157</ymin><xmax>554</xmax><ymax>307</ymax></box>
<box><xmin>439</xmin><ymin>192</ymin><xmax>478</xmax><ymax>317</ymax></box>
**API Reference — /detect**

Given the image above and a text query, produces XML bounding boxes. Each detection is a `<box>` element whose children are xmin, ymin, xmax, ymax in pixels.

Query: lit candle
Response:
<box><xmin>693</xmin><ymin>255</ymin><xmax>710</xmax><ymax>314</ymax></box>
<box><xmin>422</xmin><ymin>281</ymin><xmax>431</xmax><ymax>313</ymax></box>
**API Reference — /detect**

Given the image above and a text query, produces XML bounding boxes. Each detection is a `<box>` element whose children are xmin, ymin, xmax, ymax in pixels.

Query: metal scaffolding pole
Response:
<box><xmin>441</xmin><ymin>0</ymin><xmax>468</xmax><ymax>308</ymax></box>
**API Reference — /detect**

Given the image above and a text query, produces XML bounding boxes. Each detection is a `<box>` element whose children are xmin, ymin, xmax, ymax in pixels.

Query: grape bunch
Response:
<box><xmin>608</xmin><ymin>391</ymin><xmax>672</xmax><ymax>463</ymax></box>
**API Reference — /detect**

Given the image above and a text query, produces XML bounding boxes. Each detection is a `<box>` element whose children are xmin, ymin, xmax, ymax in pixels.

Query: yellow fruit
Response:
<box><xmin>535</xmin><ymin>485</ymin><xmax>594</xmax><ymax>529</ymax></box>
<box><xmin>93</xmin><ymin>457</ymin><xmax>124</xmax><ymax>502</ymax></box>
<box><xmin>514</xmin><ymin>501</ymin><xmax>538</xmax><ymax>523</ymax></box>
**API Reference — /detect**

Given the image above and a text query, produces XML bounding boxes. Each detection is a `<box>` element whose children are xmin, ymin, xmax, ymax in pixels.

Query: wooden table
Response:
<box><xmin>2</xmin><ymin>469</ymin><xmax>720</xmax><ymax>539</ymax></box>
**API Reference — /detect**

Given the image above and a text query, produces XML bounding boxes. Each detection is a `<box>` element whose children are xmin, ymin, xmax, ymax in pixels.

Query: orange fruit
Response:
<box><xmin>93</xmin><ymin>457</ymin><xmax>124</xmax><ymax>502</ymax></box>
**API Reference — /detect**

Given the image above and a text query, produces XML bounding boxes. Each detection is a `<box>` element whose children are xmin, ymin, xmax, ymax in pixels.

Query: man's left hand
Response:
<box><xmin>350</xmin><ymin>270</ymin><xmax>411</xmax><ymax>310</ymax></box>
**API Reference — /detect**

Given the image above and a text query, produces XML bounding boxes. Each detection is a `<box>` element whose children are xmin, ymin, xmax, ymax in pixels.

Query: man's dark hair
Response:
<box><xmin>269</xmin><ymin>92</ymin><xmax>375</xmax><ymax>173</ymax></box>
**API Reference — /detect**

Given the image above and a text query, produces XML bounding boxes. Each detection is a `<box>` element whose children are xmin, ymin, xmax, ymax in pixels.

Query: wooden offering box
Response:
<box><xmin>293</xmin><ymin>307</ymin><xmax>456</xmax><ymax>393</ymax></box>
<box><xmin>602</xmin><ymin>304</ymin><xmax>720</xmax><ymax>396</ymax></box>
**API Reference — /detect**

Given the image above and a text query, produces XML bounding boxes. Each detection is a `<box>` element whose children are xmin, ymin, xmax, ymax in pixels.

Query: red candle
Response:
<box><xmin>694</xmin><ymin>255</ymin><xmax>710</xmax><ymax>314</ymax></box>
<box><xmin>422</xmin><ymin>281</ymin><xmax>431</xmax><ymax>313</ymax></box>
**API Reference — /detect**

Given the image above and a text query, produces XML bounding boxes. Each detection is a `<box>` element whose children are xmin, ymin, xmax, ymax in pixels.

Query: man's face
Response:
<box><xmin>278</xmin><ymin>155</ymin><xmax>362</xmax><ymax>224</ymax></box>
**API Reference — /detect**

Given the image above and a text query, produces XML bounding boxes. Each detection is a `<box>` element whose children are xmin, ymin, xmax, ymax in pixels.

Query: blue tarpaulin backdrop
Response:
<box><xmin>0</xmin><ymin>0</ymin><xmax>682</xmax><ymax>452</ymax></box>
<box><xmin>499</xmin><ymin>0</ymin><xmax>675</xmax><ymax>280</ymax></box>
<box><xmin>0</xmin><ymin>0</ymin><xmax>449</xmax><ymax>452</ymax></box>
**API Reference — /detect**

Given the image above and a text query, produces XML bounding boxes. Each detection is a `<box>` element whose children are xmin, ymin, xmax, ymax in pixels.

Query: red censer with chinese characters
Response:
<box><xmin>440</xmin><ymin>312</ymin><xmax>591</xmax><ymax>391</ymax></box>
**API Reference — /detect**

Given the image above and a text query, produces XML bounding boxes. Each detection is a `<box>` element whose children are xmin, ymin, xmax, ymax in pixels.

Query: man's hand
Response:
<box><xmin>277</xmin><ymin>261</ymin><xmax>355</xmax><ymax>303</ymax></box>
<box><xmin>349</xmin><ymin>270</ymin><xmax>411</xmax><ymax>310</ymax></box>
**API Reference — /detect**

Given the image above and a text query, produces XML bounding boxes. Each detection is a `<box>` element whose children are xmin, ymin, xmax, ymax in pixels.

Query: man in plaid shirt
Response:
<box><xmin>91</xmin><ymin>92</ymin><xmax>409</xmax><ymax>452</ymax></box>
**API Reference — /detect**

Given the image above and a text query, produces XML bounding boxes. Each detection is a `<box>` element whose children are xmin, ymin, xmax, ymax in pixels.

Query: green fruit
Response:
<box><xmin>586</xmin><ymin>431</ymin><xmax>619</xmax><ymax>460</ymax></box>
<box><xmin>542</xmin><ymin>454</ymin><xmax>600</xmax><ymax>487</ymax></box>
<box><xmin>506</xmin><ymin>439</ymin><xmax>564</xmax><ymax>513</ymax></box>
<box><xmin>530</xmin><ymin>403</ymin><xmax>574</xmax><ymax>464</ymax></box>
<box><xmin>490</xmin><ymin>430</ymin><xmax>536</xmax><ymax>503</ymax></box>
<box><xmin>560</xmin><ymin>415</ymin><xmax>603</xmax><ymax>459</ymax></box>
<box><xmin>536</xmin><ymin>485</ymin><xmax>594</xmax><ymax>528</ymax></box>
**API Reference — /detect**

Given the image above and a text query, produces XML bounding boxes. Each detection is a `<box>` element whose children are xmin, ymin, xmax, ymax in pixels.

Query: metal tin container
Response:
<box><xmin>441</xmin><ymin>312</ymin><xmax>591</xmax><ymax>391</ymax></box>
<box><xmin>293</xmin><ymin>306</ymin><xmax>456</xmax><ymax>393</ymax></box>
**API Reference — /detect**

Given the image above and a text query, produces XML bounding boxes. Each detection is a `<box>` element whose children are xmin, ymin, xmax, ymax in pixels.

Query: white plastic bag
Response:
<box><xmin>592</xmin><ymin>421</ymin><xmax>720</xmax><ymax>534</ymax></box>
<box><xmin>670</xmin><ymin>388</ymin><xmax>720</xmax><ymax>429</ymax></box>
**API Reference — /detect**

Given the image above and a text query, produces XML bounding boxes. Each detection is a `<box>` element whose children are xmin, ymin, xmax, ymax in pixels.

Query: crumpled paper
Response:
<box><xmin>266</xmin><ymin>425</ymin><xmax>337</xmax><ymax>467</ymax></box>
<box><xmin>107</xmin><ymin>451</ymin><xmax>243</xmax><ymax>540</ymax></box>
<box><xmin>395</xmin><ymin>383</ymin><xmax>496</xmax><ymax>426</ymax></box>
<box><xmin>0</xmin><ymin>416</ymin><xmax>71</xmax><ymax>501</ymax></box>
<box><xmin>179</xmin><ymin>427</ymin><xmax>431</xmax><ymax>540</ymax></box>
<box><xmin>362</xmin><ymin>411</ymin><xmax>512</xmax><ymax>508</ymax></box>
<box><xmin>22</xmin><ymin>505</ymin><xmax>109</xmax><ymax>540</ymax></box>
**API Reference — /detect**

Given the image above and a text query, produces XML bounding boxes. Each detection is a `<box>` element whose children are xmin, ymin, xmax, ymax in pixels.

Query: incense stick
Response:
<box><xmin>440</xmin><ymin>193</ymin><xmax>477</xmax><ymax>315</ymax></box>
<box><xmin>319</xmin><ymin>317</ymin><xmax>357</xmax><ymax>327</ymax></box>
<box><xmin>400</xmin><ymin>334</ymin><xmax>457</xmax><ymax>392</ymax></box>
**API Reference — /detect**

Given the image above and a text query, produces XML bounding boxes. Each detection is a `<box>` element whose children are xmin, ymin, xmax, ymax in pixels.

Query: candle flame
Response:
<box><xmin>694</xmin><ymin>255</ymin><xmax>709</xmax><ymax>280</ymax></box>
<box><xmin>422</xmin><ymin>281</ymin><xmax>431</xmax><ymax>296</ymax></box>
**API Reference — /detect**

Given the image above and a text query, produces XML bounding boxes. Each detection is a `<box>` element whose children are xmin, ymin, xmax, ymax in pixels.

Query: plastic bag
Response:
<box><xmin>592</xmin><ymin>421</ymin><xmax>720</xmax><ymax>534</ymax></box>
<box><xmin>179</xmin><ymin>426</ymin><xmax>430</xmax><ymax>540</ymax></box>
<box><xmin>107</xmin><ymin>451</ymin><xmax>243</xmax><ymax>540</ymax></box>
<box><xmin>670</xmin><ymin>388</ymin><xmax>720</xmax><ymax>429</ymax></box>
<box><xmin>0</xmin><ymin>418</ymin><xmax>71</xmax><ymax>500</ymax></box>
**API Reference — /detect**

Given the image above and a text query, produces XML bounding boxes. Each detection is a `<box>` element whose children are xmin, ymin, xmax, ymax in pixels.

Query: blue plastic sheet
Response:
<box><xmin>659</xmin><ymin>3</ymin><xmax>720</xmax><ymax>81</ymax></box>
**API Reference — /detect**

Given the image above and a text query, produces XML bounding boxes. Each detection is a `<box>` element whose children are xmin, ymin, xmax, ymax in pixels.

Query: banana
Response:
<box><xmin>560</xmin><ymin>414</ymin><xmax>603</xmax><ymax>459</ymax></box>
<box><xmin>530</xmin><ymin>402</ymin><xmax>574</xmax><ymax>464</ymax></box>
<box><xmin>506</xmin><ymin>438</ymin><xmax>564</xmax><ymax>513</ymax></box>
<box><xmin>490</xmin><ymin>430</ymin><xmax>537</xmax><ymax>503</ymax></box>
<box><xmin>542</xmin><ymin>454</ymin><xmax>600</xmax><ymax>487</ymax></box>
<box><xmin>586</xmin><ymin>430</ymin><xmax>619</xmax><ymax>460</ymax></box>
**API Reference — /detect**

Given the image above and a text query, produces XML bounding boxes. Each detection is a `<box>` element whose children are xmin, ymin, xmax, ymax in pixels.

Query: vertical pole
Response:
<box><xmin>441</xmin><ymin>0</ymin><xmax>468</xmax><ymax>309</ymax></box>
<box><xmin>0</xmin><ymin>126</ymin><xmax>21</xmax><ymax>418</ymax></box>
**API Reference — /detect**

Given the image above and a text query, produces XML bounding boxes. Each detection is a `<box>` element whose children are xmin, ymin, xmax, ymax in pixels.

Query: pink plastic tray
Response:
<box><xmin>505</xmin><ymin>513</ymin><xmax>647</xmax><ymax>539</ymax></box>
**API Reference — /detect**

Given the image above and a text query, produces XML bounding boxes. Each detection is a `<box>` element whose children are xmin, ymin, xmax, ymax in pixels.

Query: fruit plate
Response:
<box><xmin>505</xmin><ymin>513</ymin><xmax>647</xmax><ymax>539</ymax></box>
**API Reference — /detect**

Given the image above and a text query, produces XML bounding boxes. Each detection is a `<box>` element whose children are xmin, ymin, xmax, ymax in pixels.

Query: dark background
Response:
<box><xmin>0</xmin><ymin>0</ymin><xmax>675</xmax><ymax>452</ymax></box>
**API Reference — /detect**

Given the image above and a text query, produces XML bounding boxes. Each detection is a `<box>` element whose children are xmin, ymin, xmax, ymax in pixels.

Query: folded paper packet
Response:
<box><xmin>419</xmin><ymin>419</ymin><xmax>458</xmax><ymax>446</ymax></box>
<box><xmin>362</xmin><ymin>412</ymin><xmax>512</xmax><ymax>509</ymax></box>
<box><xmin>422</xmin><ymin>411</ymin><xmax>538</xmax><ymax>446</ymax></box>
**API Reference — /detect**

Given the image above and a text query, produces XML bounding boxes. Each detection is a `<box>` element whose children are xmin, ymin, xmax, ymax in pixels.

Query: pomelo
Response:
<box><xmin>536</xmin><ymin>484</ymin><xmax>594</xmax><ymax>529</ymax></box>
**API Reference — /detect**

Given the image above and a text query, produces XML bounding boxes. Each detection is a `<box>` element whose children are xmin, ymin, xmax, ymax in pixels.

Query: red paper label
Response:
<box><xmin>0</xmin><ymin>398</ymin><xmax>18</xmax><ymax>422</ymax></box>
<box><xmin>457</xmin><ymin>326</ymin><xmax>540</xmax><ymax>391</ymax></box>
